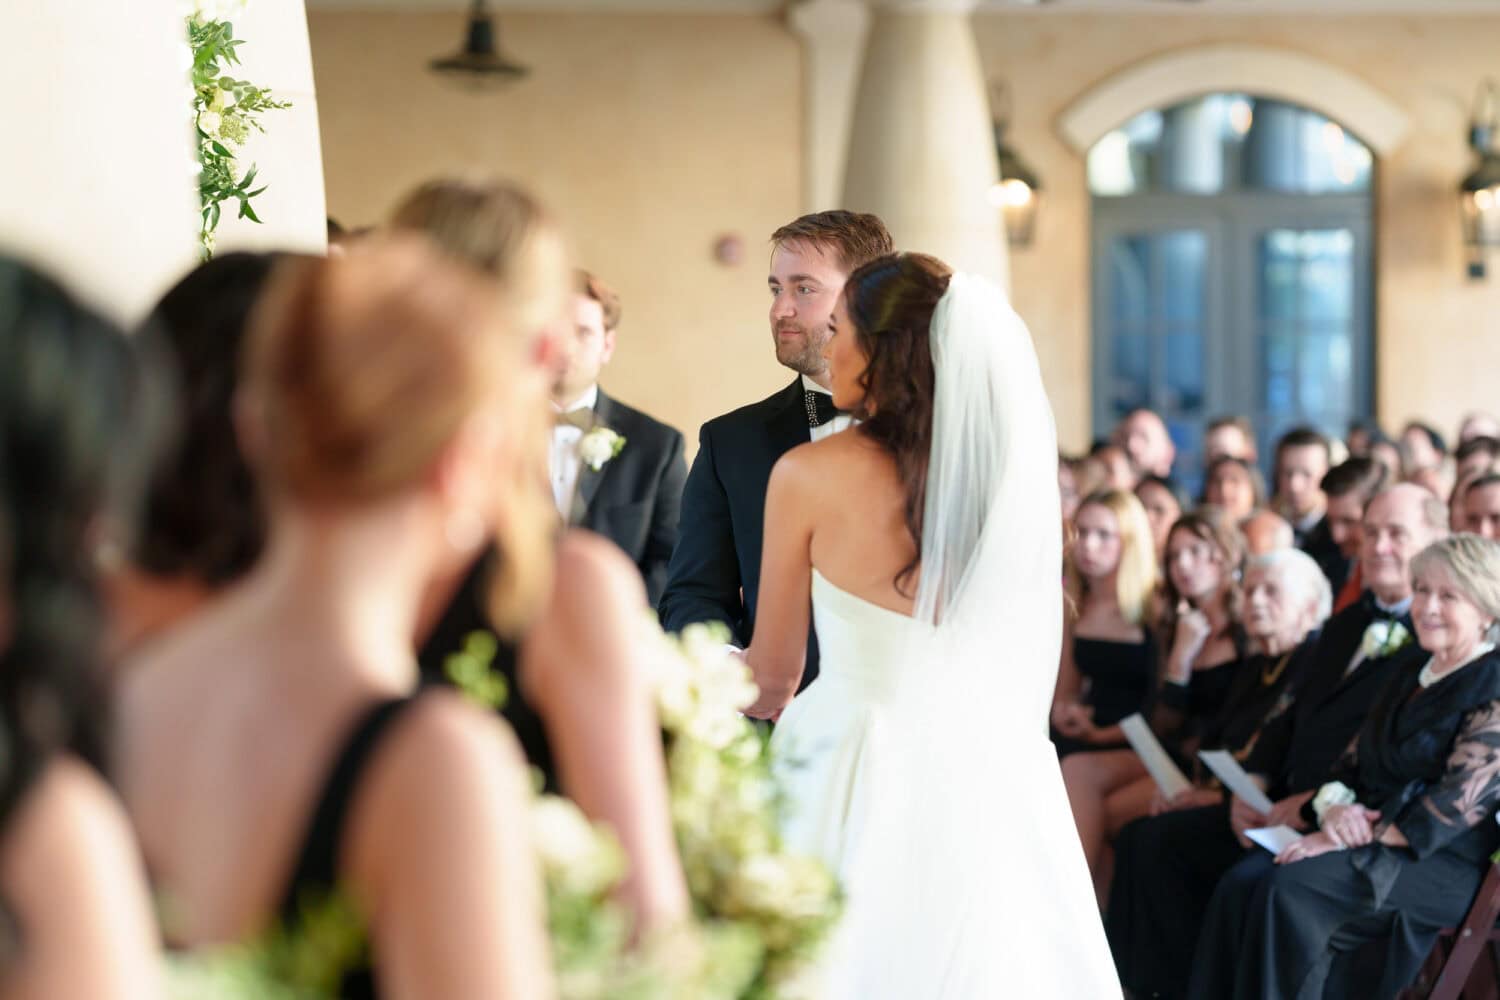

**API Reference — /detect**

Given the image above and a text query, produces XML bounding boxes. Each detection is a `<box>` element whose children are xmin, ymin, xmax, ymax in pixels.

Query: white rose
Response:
<box><xmin>197</xmin><ymin>111</ymin><xmax>222</xmax><ymax>135</ymax></box>
<box><xmin>577</xmin><ymin>427</ymin><xmax>624</xmax><ymax>472</ymax></box>
<box><xmin>531</xmin><ymin>796</ymin><xmax>623</xmax><ymax>897</ymax></box>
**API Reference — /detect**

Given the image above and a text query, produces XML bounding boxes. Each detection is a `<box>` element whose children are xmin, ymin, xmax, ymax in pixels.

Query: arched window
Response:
<box><xmin>1090</xmin><ymin>92</ymin><xmax>1374</xmax><ymax>492</ymax></box>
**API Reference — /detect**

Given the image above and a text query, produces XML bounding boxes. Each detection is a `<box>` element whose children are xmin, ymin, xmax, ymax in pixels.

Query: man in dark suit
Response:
<box><xmin>1272</xmin><ymin>426</ymin><xmax>1351</xmax><ymax>591</ymax></box>
<box><xmin>658</xmin><ymin>211</ymin><xmax>893</xmax><ymax>690</ymax></box>
<box><xmin>1106</xmin><ymin>483</ymin><xmax>1449</xmax><ymax>998</ymax></box>
<box><xmin>551</xmin><ymin>271</ymin><xmax>685</xmax><ymax>605</ymax></box>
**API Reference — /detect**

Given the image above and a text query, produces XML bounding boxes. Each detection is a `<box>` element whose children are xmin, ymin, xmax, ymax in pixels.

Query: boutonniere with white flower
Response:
<box><xmin>1360</xmin><ymin>620</ymin><xmax>1412</xmax><ymax>661</ymax></box>
<box><xmin>578</xmin><ymin>427</ymin><xmax>626</xmax><ymax>472</ymax></box>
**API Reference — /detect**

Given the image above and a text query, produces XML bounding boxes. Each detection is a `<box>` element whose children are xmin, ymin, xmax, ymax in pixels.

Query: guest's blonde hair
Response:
<box><xmin>244</xmin><ymin>237</ymin><xmax>552</xmax><ymax>636</ymax></box>
<box><xmin>1410</xmin><ymin>534</ymin><xmax>1500</xmax><ymax>635</ymax></box>
<box><xmin>1066</xmin><ymin>489</ymin><xmax>1160</xmax><ymax>627</ymax></box>
<box><xmin>388</xmin><ymin>177</ymin><xmax>570</xmax><ymax>341</ymax></box>
<box><xmin>387</xmin><ymin>178</ymin><xmax>574</xmax><ymax>635</ymax></box>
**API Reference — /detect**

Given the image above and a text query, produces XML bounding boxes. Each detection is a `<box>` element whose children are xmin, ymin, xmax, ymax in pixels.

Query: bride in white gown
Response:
<box><xmin>742</xmin><ymin>253</ymin><xmax>1120</xmax><ymax>998</ymax></box>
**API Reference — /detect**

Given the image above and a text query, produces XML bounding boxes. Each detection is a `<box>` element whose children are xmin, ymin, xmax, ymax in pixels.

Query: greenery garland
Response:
<box><xmin>186</xmin><ymin>2</ymin><xmax>290</xmax><ymax>259</ymax></box>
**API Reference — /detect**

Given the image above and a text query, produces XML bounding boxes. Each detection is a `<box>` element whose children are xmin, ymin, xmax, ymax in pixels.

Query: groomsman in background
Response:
<box><xmin>659</xmin><ymin>211</ymin><xmax>893</xmax><ymax>691</ymax></box>
<box><xmin>552</xmin><ymin>271</ymin><xmax>685</xmax><ymax>605</ymax></box>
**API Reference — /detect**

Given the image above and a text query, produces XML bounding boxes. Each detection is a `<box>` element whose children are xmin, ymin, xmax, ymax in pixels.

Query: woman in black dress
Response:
<box><xmin>1063</xmin><ymin>506</ymin><xmax>1248</xmax><ymax>897</ymax></box>
<box><xmin>394</xmin><ymin>178</ymin><xmax>689</xmax><ymax>933</ymax></box>
<box><xmin>0</xmin><ymin>257</ymin><xmax>165</xmax><ymax>998</ymax></box>
<box><xmin>1052</xmin><ymin>489</ymin><xmax>1160</xmax><ymax>757</ymax></box>
<box><xmin>1190</xmin><ymin>533</ymin><xmax>1500</xmax><ymax>999</ymax></box>
<box><xmin>118</xmin><ymin>242</ymin><xmax>554</xmax><ymax>998</ymax></box>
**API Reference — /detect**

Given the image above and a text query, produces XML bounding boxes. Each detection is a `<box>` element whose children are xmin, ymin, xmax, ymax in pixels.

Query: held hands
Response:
<box><xmin>1320</xmin><ymin>803</ymin><xmax>1381</xmax><ymax>849</ymax></box>
<box><xmin>1230</xmin><ymin>786</ymin><xmax>1310</xmax><ymax>849</ymax></box>
<box><xmin>1275</xmin><ymin>830</ymin><xmax>1346</xmax><ymax>864</ymax></box>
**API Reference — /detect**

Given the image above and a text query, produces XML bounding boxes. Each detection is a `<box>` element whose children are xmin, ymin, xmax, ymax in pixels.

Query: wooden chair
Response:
<box><xmin>1401</xmin><ymin>855</ymin><xmax>1500</xmax><ymax>1000</ymax></box>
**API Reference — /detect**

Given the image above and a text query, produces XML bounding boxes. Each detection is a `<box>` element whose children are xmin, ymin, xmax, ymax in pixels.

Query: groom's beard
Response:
<box><xmin>773</xmin><ymin>322</ymin><xmax>831</xmax><ymax>377</ymax></box>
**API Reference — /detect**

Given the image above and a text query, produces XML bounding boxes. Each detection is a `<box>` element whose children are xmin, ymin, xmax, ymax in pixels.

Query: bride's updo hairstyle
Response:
<box><xmin>243</xmin><ymin>237</ymin><xmax>551</xmax><ymax>634</ymax></box>
<box><xmin>842</xmin><ymin>251</ymin><xmax>953</xmax><ymax>596</ymax></box>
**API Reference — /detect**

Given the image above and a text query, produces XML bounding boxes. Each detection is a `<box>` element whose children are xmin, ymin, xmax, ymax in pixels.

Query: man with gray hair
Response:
<box><xmin>1108</xmin><ymin>484</ymin><xmax>1446</xmax><ymax>998</ymax></box>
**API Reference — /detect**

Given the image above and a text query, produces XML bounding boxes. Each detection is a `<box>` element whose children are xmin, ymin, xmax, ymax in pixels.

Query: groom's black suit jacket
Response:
<box><xmin>573</xmin><ymin>390</ymin><xmax>686</xmax><ymax>607</ymax></box>
<box><xmin>659</xmin><ymin>377</ymin><xmax>820</xmax><ymax>689</ymax></box>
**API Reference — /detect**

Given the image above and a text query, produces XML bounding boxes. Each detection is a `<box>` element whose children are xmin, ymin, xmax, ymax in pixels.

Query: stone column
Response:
<box><xmin>839</xmin><ymin>0</ymin><xmax>1009</xmax><ymax>287</ymax></box>
<box><xmin>0</xmin><ymin>0</ymin><xmax>199</xmax><ymax>322</ymax></box>
<box><xmin>787</xmin><ymin>0</ymin><xmax>870</xmax><ymax>213</ymax></box>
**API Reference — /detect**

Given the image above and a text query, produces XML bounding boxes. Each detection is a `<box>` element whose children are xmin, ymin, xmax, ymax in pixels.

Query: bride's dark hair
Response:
<box><xmin>842</xmin><ymin>252</ymin><xmax>952</xmax><ymax>597</ymax></box>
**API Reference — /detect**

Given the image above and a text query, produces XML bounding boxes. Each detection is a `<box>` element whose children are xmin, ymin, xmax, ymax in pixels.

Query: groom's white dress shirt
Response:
<box><xmin>551</xmin><ymin>384</ymin><xmax>599</xmax><ymax>516</ymax></box>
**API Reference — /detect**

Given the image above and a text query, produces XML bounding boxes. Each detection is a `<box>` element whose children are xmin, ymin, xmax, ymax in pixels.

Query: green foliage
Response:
<box><xmin>444</xmin><ymin>630</ymin><xmax>510</xmax><ymax>710</ymax></box>
<box><xmin>187</xmin><ymin>14</ymin><xmax>290</xmax><ymax>259</ymax></box>
<box><xmin>165</xmin><ymin>891</ymin><xmax>366</xmax><ymax>1000</ymax></box>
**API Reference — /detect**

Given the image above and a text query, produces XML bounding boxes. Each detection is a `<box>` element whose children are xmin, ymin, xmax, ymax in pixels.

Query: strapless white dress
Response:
<box><xmin>770</xmin><ymin>568</ymin><xmax>1121</xmax><ymax>999</ymax></box>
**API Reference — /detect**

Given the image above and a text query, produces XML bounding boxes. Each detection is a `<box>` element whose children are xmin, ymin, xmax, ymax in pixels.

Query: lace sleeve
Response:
<box><xmin>1393</xmin><ymin>700</ymin><xmax>1500</xmax><ymax>859</ymax></box>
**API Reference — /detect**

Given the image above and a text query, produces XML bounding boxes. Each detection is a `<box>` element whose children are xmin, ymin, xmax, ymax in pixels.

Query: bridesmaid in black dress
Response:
<box><xmin>395</xmin><ymin>177</ymin><xmax>689</xmax><ymax>933</ymax></box>
<box><xmin>118</xmin><ymin>244</ymin><xmax>554</xmax><ymax>998</ymax></box>
<box><xmin>1190</xmin><ymin>534</ymin><xmax>1500</xmax><ymax>1000</ymax></box>
<box><xmin>1052</xmin><ymin>489</ymin><xmax>1161</xmax><ymax>757</ymax></box>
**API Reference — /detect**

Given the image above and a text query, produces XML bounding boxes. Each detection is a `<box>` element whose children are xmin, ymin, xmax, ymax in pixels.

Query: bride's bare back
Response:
<box><xmin>744</xmin><ymin>426</ymin><xmax>916</xmax><ymax>715</ymax></box>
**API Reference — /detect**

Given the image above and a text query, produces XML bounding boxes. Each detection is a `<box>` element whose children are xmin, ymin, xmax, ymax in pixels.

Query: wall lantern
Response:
<box><xmin>1460</xmin><ymin>79</ymin><xmax>1500</xmax><ymax>279</ymax></box>
<box><xmin>988</xmin><ymin>82</ymin><xmax>1042</xmax><ymax>248</ymax></box>
<box><xmin>430</xmin><ymin>0</ymin><xmax>529</xmax><ymax>87</ymax></box>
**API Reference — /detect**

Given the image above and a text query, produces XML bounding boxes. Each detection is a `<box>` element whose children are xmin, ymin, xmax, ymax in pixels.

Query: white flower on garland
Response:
<box><xmin>1360</xmin><ymin>620</ymin><xmax>1412</xmax><ymax>661</ymax></box>
<box><xmin>197</xmin><ymin>110</ymin><xmax>222</xmax><ymax>134</ymax></box>
<box><xmin>180</xmin><ymin>0</ymin><xmax>249</xmax><ymax>22</ymax></box>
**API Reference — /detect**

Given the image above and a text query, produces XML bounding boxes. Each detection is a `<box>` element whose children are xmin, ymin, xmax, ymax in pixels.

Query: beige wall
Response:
<box><xmin>310</xmin><ymin>9</ymin><xmax>1500</xmax><ymax>456</ymax></box>
<box><xmin>308</xmin><ymin>10</ymin><xmax>802</xmax><ymax>448</ymax></box>
<box><xmin>974</xmin><ymin>11</ymin><xmax>1500</xmax><ymax>452</ymax></box>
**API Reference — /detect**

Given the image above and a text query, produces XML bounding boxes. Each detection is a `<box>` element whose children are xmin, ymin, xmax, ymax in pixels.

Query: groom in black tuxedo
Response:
<box><xmin>552</xmin><ymin>272</ymin><xmax>686</xmax><ymax>605</ymax></box>
<box><xmin>659</xmin><ymin>211</ymin><xmax>893</xmax><ymax>690</ymax></box>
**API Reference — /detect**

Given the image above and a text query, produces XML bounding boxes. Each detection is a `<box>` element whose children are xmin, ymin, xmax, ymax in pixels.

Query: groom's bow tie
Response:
<box><xmin>805</xmin><ymin>390</ymin><xmax>848</xmax><ymax>429</ymax></box>
<box><xmin>555</xmin><ymin>408</ymin><xmax>593</xmax><ymax>431</ymax></box>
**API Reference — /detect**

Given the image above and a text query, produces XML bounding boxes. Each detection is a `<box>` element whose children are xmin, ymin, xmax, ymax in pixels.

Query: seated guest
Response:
<box><xmin>1204</xmin><ymin>415</ymin><xmax>1258</xmax><ymax>465</ymax></box>
<box><xmin>1058</xmin><ymin>453</ymin><xmax>1082</xmax><ymax>526</ymax></box>
<box><xmin>0</xmin><ymin>258</ymin><xmax>165</xmax><ymax>1000</ymax></box>
<box><xmin>1190</xmin><ymin>532</ymin><xmax>1500</xmax><ymax>1000</ymax></box>
<box><xmin>1062</xmin><ymin>507</ymin><xmax>1246</xmax><ymax>896</ymax></box>
<box><xmin>1459</xmin><ymin>411</ymin><xmax>1500</xmax><ymax>445</ymax></box>
<box><xmin>117</xmin><ymin>242</ymin><xmax>555</xmax><ymax>996</ymax></box>
<box><xmin>392</xmin><ymin>178</ymin><xmax>689</xmax><ymax>930</ymax></box>
<box><xmin>1114</xmin><ymin>407</ymin><xmax>1175</xmax><ymax>479</ymax></box>
<box><xmin>1135</xmin><ymin>475</ymin><xmax>1184</xmax><ymax>565</ymax></box>
<box><xmin>1092</xmin><ymin>441</ymin><xmax>1137</xmax><ymax>491</ymax></box>
<box><xmin>1272</xmin><ymin>426</ymin><xmax>1332</xmax><ymax>548</ymax></box>
<box><xmin>1107</xmin><ymin>484</ymin><xmax>1442</xmax><ymax>998</ymax></box>
<box><xmin>1321</xmin><ymin>457</ymin><xmax>1390</xmax><ymax>613</ymax></box>
<box><xmin>1464</xmin><ymin>472</ymin><xmax>1500</xmax><ymax>539</ymax></box>
<box><xmin>1402</xmin><ymin>419</ymin><xmax>1449</xmax><ymax>476</ymax></box>
<box><xmin>1369</xmin><ymin>432</ymin><xmax>1403</xmax><ymax>485</ymax></box>
<box><xmin>549</xmin><ymin>271</ymin><xmax>686</xmax><ymax>605</ymax></box>
<box><xmin>1454</xmin><ymin>434</ymin><xmax>1500</xmax><ymax>485</ymax></box>
<box><xmin>1202</xmin><ymin>456</ymin><xmax>1264</xmax><ymax>523</ymax></box>
<box><xmin>1052</xmin><ymin>490</ymin><xmax>1160</xmax><ymax>757</ymax></box>
<box><xmin>1272</xmin><ymin>427</ymin><xmax>1352</xmax><ymax>591</ymax></box>
<box><xmin>1241</xmin><ymin>509</ymin><xmax>1293</xmax><ymax>556</ymax></box>
<box><xmin>1345</xmin><ymin>420</ymin><xmax>1379</xmax><ymax>458</ymax></box>
<box><xmin>106</xmin><ymin>252</ymin><xmax>280</xmax><ymax>657</ymax></box>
